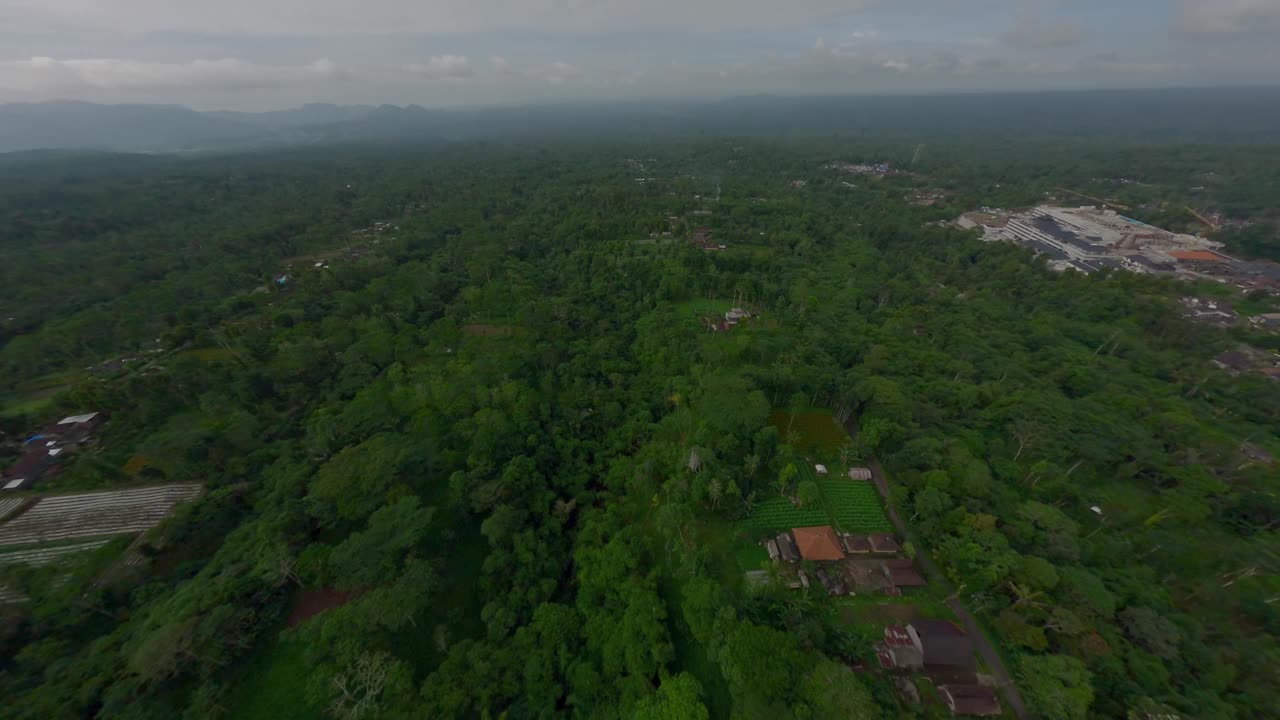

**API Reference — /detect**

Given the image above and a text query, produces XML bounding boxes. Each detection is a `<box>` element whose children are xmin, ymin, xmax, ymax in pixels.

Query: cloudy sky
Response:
<box><xmin>1</xmin><ymin>0</ymin><xmax>1278</xmax><ymax>110</ymax></box>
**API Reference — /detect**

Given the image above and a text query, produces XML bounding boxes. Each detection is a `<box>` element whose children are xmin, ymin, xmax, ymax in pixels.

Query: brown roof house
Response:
<box><xmin>1213</xmin><ymin>350</ymin><xmax>1253</xmax><ymax>372</ymax></box>
<box><xmin>841</xmin><ymin>533</ymin><xmax>872</xmax><ymax>554</ymax></box>
<box><xmin>881</xmin><ymin>620</ymin><xmax>975</xmax><ymax>670</ymax></box>
<box><xmin>938</xmin><ymin>684</ymin><xmax>1002</xmax><ymax>717</ymax></box>
<box><xmin>869</xmin><ymin>533</ymin><xmax>903</xmax><ymax>554</ymax></box>
<box><xmin>884</xmin><ymin>557</ymin><xmax>928</xmax><ymax>588</ymax></box>
<box><xmin>792</xmin><ymin>526</ymin><xmax>846</xmax><ymax>562</ymax></box>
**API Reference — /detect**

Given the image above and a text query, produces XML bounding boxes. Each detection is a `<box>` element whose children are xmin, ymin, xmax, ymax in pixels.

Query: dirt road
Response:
<box><xmin>866</xmin><ymin>458</ymin><xmax>1032</xmax><ymax>720</ymax></box>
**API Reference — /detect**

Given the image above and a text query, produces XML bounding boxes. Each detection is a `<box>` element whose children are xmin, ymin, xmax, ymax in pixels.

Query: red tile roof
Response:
<box><xmin>1170</xmin><ymin>250</ymin><xmax>1227</xmax><ymax>262</ymax></box>
<box><xmin>792</xmin><ymin>526</ymin><xmax>845</xmax><ymax>561</ymax></box>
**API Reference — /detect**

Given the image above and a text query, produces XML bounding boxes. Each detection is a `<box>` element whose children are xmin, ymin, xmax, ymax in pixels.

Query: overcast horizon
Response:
<box><xmin>2</xmin><ymin>0</ymin><xmax>1279</xmax><ymax>112</ymax></box>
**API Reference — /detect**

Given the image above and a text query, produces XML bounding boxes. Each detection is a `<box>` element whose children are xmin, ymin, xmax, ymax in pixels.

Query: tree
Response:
<box><xmin>797</xmin><ymin>659</ymin><xmax>877</xmax><ymax>719</ymax></box>
<box><xmin>994</xmin><ymin>609</ymin><xmax>1048</xmax><ymax>650</ymax></box>
<box><xmin>1119</xmin><ymin>606</ymin><xmax>1181</xmax><ymax>660</ymax></box>
<box><xmin>796</xmin><ymin>480</ymin><xmax>821</xmax><ymax>508</ymax></box>
<box><xmin>328</xmin><ymin>497</ymin><xmax>434</xmax><ymax>589</ymax></box>
<box><xmin>328</xmin><ymin>651</ymin><xmax>411</xmax><ymax>720</ymax></box>
<box><xmin>633</xmin><ymin>673</ymin><xmax>710</xmax><ymax>720</ymax></box>
<box><xmin>777</xmin><ymin>463</ymin><xmax>798</xmax><ymax>497</ymax></box>
<box><xmin>717</xmin><ymin>622</ymin><xmax>804</xmax><ymax>719</ymax></box>
<box><xmin>1019</xmin><ymin>654</ymin><xmax>1094</xmax><ymax>720</ymax></box>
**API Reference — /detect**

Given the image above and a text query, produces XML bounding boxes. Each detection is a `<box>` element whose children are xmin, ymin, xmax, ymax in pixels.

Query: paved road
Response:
<box><xmin>866</xmin><ymin>457</ymin><xmax>1032</xmax><ymax>720</ymax></box>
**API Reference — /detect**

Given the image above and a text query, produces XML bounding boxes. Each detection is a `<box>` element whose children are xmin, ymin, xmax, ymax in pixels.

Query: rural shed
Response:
<box><xmin>869</xmin><ymin>533</ymin><xmax>902</xmax><ymax>554</ymax></box>
<box><xmin>910</xmin><ymin>620</ymin><xmax>975</xmax><ymax>668</ymax></box>
<box><xmin>841</xmin><ymin>534</ymin><xmax>872</xmax><ymax>554</ymax></box>
<box><xmin>774</xmin><ymin>532</ymin><xmax>800</xmax><ymax>562</ymax></box>
<box><xmin>57</xmin><ymin>412</ymin><xmax>102</xmax><ymax>427</ymax></box>
<box><xmin>938</xmin><ymin>684</ymin><xmax>1002</xmax><ymax>716</ymax></box>
<box><xmin>848</xmin><ymin>467</ymin><xmax>873</xmax><ymax>480</ymax></box>
<box><xmin>792</xmin><ymin>526</ymin><xmax>846</xmax><ymax>562</ymax></box>
<box><xmin>887</xmin><ymin>565</ymin><xmax>928</xmax><ymax>588</ymax></box>
<box><xmin>1213</xmin><ymin>351</ymin><xmax>1252</xmax><ymax>372</ymax></box>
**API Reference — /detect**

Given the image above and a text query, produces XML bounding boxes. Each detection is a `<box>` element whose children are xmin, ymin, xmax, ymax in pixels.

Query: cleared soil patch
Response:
<box><xmin>287</xmin><ymin>587</ymin><xmax>355</xmax><ymax>628</ymax></box>
<box><xmin>463</xmin><ymin>323</ymin><xmax>519</xmax><ymax>337</ymax></box>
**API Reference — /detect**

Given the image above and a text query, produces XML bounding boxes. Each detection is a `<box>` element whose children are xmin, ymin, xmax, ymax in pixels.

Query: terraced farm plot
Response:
<box><xmin>0</xmin><ymin>538</ymin><xmax>117</xmax><ymax>603</ymax></box>
<box><xmin>741</xmin><ymin>467</ymin><xmax>890</xmax><ymax>533</ymax></box>
<box><xmin>821</xmin><ymin>480</ymin><xmax>892</xmax><ymax>532</ymax></box>
<box><xmin>740</xmin><ymin>496</ymin><xmax>829</xmax><ymax>532</ymax></box>
<box><xmin>0</xmin><ymin>538</ymin><xmax>113</xmax><ymax>567</ymax></box>
<box><xmin>0</xmin><ymin>484</ymin><xmax>202</xmax><ymax>547</ymax></box>
<box><xmin>0</xmin><ymin>498</ymin><xmax>27</xmax><ymax>520</ymax></box>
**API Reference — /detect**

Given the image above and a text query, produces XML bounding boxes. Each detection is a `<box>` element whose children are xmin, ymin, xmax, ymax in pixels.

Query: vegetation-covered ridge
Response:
<box><xmin>0</xmin><ymin>139</ymin><xmax>1276</xmax><ymax>720</ymax></box>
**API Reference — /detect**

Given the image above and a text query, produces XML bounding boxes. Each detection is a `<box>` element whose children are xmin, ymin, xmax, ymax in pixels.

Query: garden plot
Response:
<box><xmin>0</xmin><ymin>497</ymin><xmax>27</xmax><ymax>520</ymax></box>
<box><xmin>0</xmin><ymin>484</ymin><xmax>202</xmax><ymax>547</ymax></box>
<box><xmin>0</xmin><ymin>538</ymin><xmax>113</xmax><ymax>567</ymax></box>
<box><xmin>0</xmin><ymin>538</ymin><xmax>115</xmax><ymax>603</ymax></box>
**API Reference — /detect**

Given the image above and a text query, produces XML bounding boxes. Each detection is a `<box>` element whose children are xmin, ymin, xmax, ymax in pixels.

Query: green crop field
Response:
<box><xmin>740</xmin><ymin>496</ymin><xmax>829</xmax><ymax>531</ymax></box>
<box><xmin>821</xmin><ymin>480</ymin><xmax>893</xmax><ymax>532</ymax></box>
<box><xmin>741</xmin><ymin>461</ymin><xmax>890</xmax><ymax>533</ymax></box>
<box><xmin>675</xmin><ymin>298</ymin><xmax>734</xmax><ymax>317</ymax></box>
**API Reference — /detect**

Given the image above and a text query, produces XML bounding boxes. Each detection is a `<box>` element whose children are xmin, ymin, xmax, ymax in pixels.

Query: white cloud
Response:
<box><xmin>1177</xmin><ymin>0</ymin><xmax>1280</xmax><ymax>33</ymax></box>
<box><xmin>0</xmin><ymin>56</ymin><xmax>341</xmax><ymax>94</ymax></box>
<box><xmin>1003</xmin><ymin>15</ymin><xmax>1088</xmax><ymax>49</ymax></box>
<box><xmin>5</xmin><ymin>0</ymin><xmax>879</xmax><ymax>35</ymax></box>
<box><xmin>406</xmin><ymin>54</ymin><xmax>472</xmax><ymax>81</ymax></box>
<box><xmin>535</xmin><ymin>61</ymin><xmax>582</xmax><ymax>85</ymax></box>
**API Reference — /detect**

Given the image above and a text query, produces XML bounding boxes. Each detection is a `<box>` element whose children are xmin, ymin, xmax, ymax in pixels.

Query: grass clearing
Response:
<box><xmin>769</xmin><ymin>409</ymin><xmax>848</xmax><ymax>456</ymax></box>
<box><xmin>222</xmin><ymin>633</ymin><xmax>320</xmax><ymax>720</ymax></box>
<box><xmin>674</xmin><ymin>298</ymin><xmax>734</xmax><ymax>318</ymax></box>
<box><xmin>180</xmin><ymin>347</ymin><xmax>239</xmax><ymax>362</ymax></box>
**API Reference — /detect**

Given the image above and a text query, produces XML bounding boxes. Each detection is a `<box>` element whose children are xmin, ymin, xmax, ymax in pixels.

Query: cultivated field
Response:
<box><xmin>0</xmin><ymin>538</ymin><xmax>116</xmax><ymax>603</ymax></box>
<box><xmin>741</xmin><ymin>465</ymin><xmax>890</xmax><ymax>533</ymax></box>
<box><xmin>0</xmin><ymin>498</ymin><xmax>27</xmax><ymax>520</ymax></box>
<box><xmin>0</xmin><ymin>538</ymin><xmax>113</xmax><ymax>567</ymax></box>
<box><xmin>0</xmin><ymin>484</ymin><xmax>202</xmax><ymax>547</ymax></box>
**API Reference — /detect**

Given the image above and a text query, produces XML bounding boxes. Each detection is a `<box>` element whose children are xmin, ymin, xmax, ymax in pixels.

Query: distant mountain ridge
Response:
<box><xmin>3</xmin><ymin>87</ymin><xmax>1280</xmax><ymax>153</ymax></box>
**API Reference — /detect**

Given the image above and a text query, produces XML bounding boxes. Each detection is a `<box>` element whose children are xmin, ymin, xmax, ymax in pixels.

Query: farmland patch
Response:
<box><xmin>0</xmin><ymin>484</ymin><xmax>202</xmax><ymax>547</ymax></box>
<box><xmin>0</xmin><ymin>498</ymin><xmax>29</xmax><ymax>521</ymax></box>
<box><xmin>769</xmin><ymin>409</ymin><xmax>848</xmax><ymax>455</ymax></box>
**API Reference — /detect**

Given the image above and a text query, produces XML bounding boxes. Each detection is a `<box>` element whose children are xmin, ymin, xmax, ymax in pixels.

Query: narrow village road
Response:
<box><xmin>865</xmin><ymin>458</ymin><xmax>1032</xmax><ymax>720</ymax></box>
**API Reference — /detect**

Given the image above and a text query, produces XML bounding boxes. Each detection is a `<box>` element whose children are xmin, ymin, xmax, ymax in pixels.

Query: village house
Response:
<box><xmin>1213</xmin><ymin>350</ymin><xmax>1253</xmax><ymax>372</ymax></box>
<box><xmin>792</xmin><ymin>526</ymin><xmax>846</xmax><ymax>562</ymax></box>
<box><xmin>869</xmin><ymin>533</ymin><xmax>903</xmax><ymax>554</ymax></box>
<box><xmin>937</xmin><ymin>684</ymin><xmax>1002</xmax><ymax>717</ymax></box>
<box><xmin>883</xmin><ymin>557</ymin><xmax>927</xmax><ymax>588</ymax></box>
<box><xmin>880</xmin><ymin>620</ymin><xmax>976</xmax><ymax>670</ymax></box>
<box><xmin>3</xmin><ymin>411</ymin><xmax>104</xmax><ymax>491</ymax></box>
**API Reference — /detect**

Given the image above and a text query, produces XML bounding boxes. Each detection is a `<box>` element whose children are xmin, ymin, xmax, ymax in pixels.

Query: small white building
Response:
<box><xmin>848</xmin><ymin>467</ymin><xmax>873</xmax><ymax>481</ymax></box>
<box><xmin>815</xmin><ymin>464</ymin><xmax>828</xmax><ymax>475</ymax></box>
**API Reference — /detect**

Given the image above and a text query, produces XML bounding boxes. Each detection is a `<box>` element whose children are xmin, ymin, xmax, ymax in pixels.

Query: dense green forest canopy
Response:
<box><xmin>0</xmin><ymin>138</ymin><xmax>1277</xmax><ymax>720</ymax></box>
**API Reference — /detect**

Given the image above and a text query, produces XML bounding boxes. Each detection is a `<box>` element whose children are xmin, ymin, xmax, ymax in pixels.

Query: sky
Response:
<box><xmin>1</xmin><ymin>0</ymin><xmax>1278</xmax><ymax>110</ymax></box>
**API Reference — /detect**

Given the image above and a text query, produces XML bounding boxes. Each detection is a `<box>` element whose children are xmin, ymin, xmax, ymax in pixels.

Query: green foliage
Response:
<box><xmin>1019</xmin><ymin>654</ymin><xmax>1094</xmax><ymax>720</ymax></box>
<box><xmin>1</xmin><ymin>137</ymin><xmax>1277</xmax><ymax>720</ymax></box>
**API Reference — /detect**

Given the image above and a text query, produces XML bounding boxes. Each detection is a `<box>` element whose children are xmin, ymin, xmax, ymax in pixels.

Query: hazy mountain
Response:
<box><xmin>3</xmin><ymin>88</ymin><xmax>1279</xmax><ymax>154</ymax></box>
<box><xmin>205</xmin><ymin>103</ymin><xmax>379</xmax><ymax>130</ymax></box>
<box><xmin>0</xmin><ymin>101</ymin><xmax>273</xmax><ymax>153</ymax></box>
